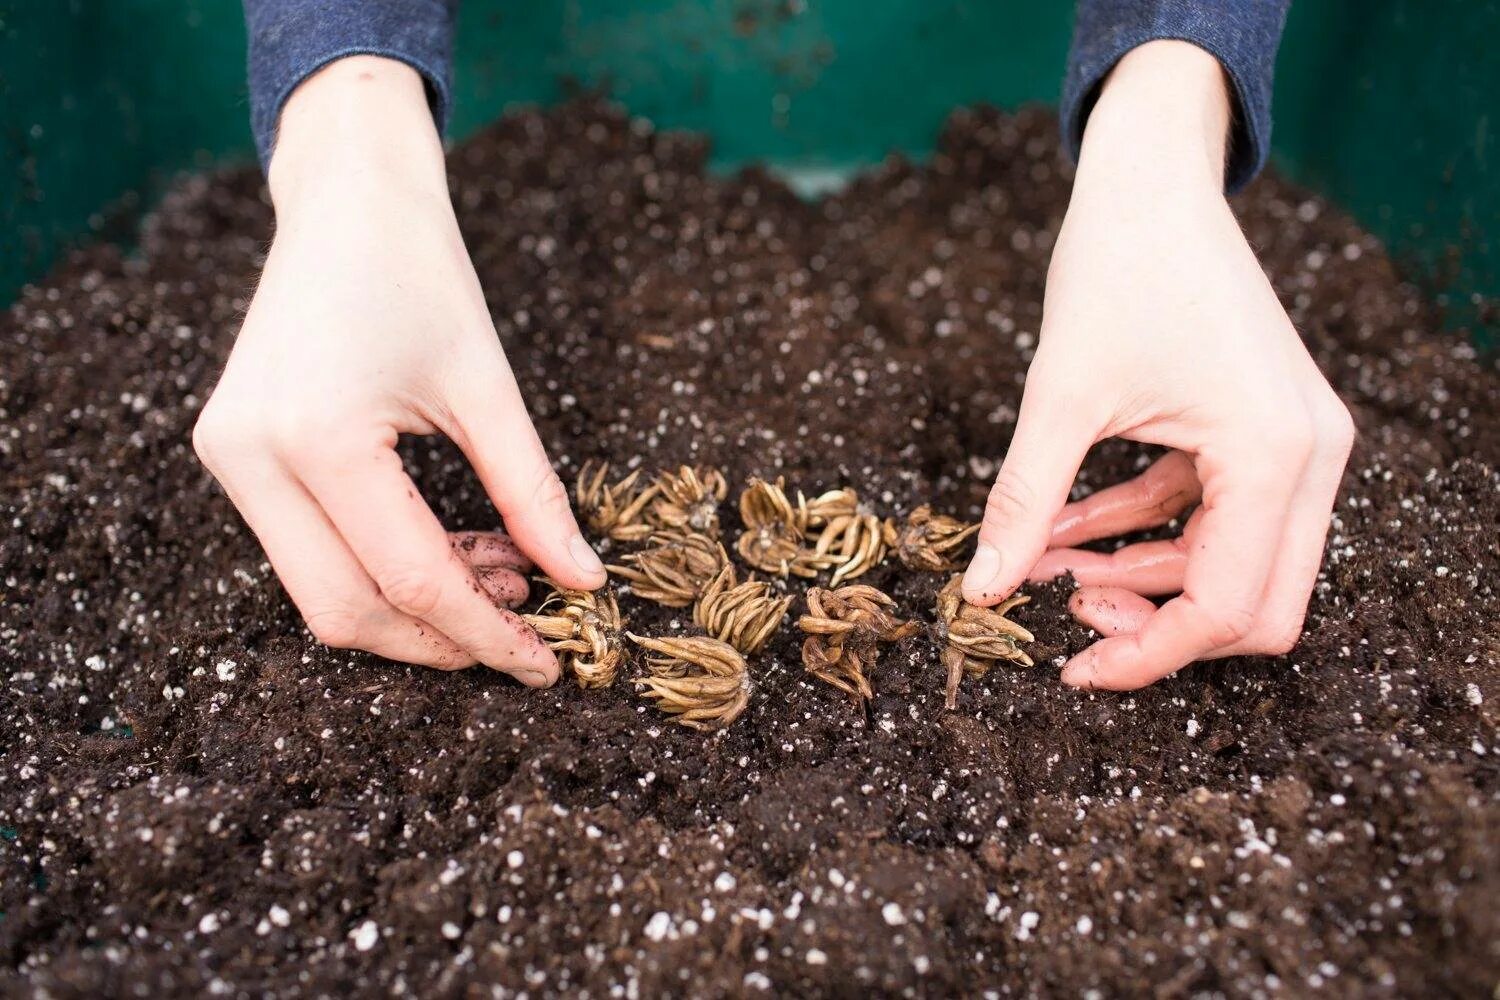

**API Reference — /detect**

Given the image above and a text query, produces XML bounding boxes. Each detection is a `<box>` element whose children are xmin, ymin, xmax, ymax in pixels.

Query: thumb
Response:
<box><xmin>963</xmin><ymin>388</ymin><xmax>1094</xmax><ymax>605</ymax></box>
<box><xmin>448</xmin><ymin>359</ymin><xmax>607</xmax><ymax>592</ymax></box>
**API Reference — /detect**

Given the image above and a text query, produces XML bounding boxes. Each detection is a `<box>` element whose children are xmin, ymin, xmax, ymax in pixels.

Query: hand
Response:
<box><xmin>193</xmin><ymin>57</ymin><xmax>605</xmax><ymax>684</ymax></box>
<box><xmin>961</xmin><ymin>41</ymin><xmax>1355</xmax><ymax>690</ymax></box>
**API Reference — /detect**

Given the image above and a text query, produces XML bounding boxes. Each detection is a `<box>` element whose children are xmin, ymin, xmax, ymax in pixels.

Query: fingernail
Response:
<box><xmin>962</xmin><ymin>544</ymin><xmax>1001</xmax><ymax>598</ymax></box>
<box><xmin>568</xmin><ymin>534</ymin><xmax>605</xmax><ymax>578</ymax></box>
<box><xmin>519</xmin><ymin>668</ymin><xmax>552</xmax><ymax>688</ymax></box>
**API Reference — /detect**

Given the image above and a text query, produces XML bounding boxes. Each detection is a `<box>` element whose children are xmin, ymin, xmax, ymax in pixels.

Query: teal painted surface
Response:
<box><xmin>0</xmin><ymin>0</ymin><xmax>252</xmax><ymax>299</ymax></box>
<box><xmin>1275</xmin><ymin>0</ymin><xmax>1497</xmax><ymax>333</ymax></box>
<box><xmin>449</xmin><ymin>0</ymin><xmax>1070</xmax><ymax>171</ymax></box>
<box><xmin>1</xmin><ymin>0</ymin><xmax>1495</xmax><ymax>341</ymax></box>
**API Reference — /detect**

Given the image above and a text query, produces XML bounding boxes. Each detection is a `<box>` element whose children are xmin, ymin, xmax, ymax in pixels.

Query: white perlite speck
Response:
<box><xmin>268</xmin><ymin>904</ymin><xmax>290</xmax><ymax>928</ymax></box>
<box><xmin>198</xmin><ymin>913</ymin><xmax>221</xmax><ymax>934</ymax></box>
<box><xmin>644</xmin><ymin>911</ymin><xmax>672</xmax><ymax>942</ymax></box>
<box><xmin>442</xmin><ymin>921</ymin><xmax>462</xmax><ymax>940</ymax></box>
<box><xmin>806</xmin><ymin>949</ymin><xmax>828</xmax><ymax>966</ymax></box>
<box><xmin>714</xmin><ymin>872</ymin><xmax>736</xmax><ymax>892</ymax></box>
<box><xmin>215</xmin><ymin>659</ymin><xmax>237</xmax><ymax>682</ymax></box>
<box><xmin>882</xmin><ymin>902</ymin><xmax>907</xmax><ymax>926</ymax></box>
<box><xmin>1466</xmin><ymin>684</ymin><xmax>1483</xmax><ymax>706</ymax></box>
<box><xmin>350</xmin><ymin>920</ymin><xmax>379</xmax><ymax>952</ymax></box>
<box><xmin>1186</xmin><ymin>718</ymin><xmax>1200</xmax><ymax>738</ymax></box>
<box><xmin>506</xmin><ymin>850</ymin><xmax>525</xmax><ymax>869</ymax></box>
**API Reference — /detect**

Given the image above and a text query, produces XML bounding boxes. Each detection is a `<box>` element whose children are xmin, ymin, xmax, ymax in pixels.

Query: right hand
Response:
<box><xmin>960</xmin><ymin>42</ymin><xmax>1354</xmax><ymax>692</ymax></box>
<box><xmin>193</xmin><ymin>56</ymin><xmax>604</xmax><ymax>685</ymax></box>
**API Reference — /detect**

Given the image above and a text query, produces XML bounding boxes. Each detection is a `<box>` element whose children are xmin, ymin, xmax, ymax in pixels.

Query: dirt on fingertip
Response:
<box><xmin>2</xmin><ymin>99</ymin><xmax>1497</xmax><ymax>997</ymax></box>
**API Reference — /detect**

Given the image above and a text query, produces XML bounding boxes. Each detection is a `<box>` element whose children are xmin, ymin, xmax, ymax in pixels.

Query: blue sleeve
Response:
<box><xmin>1061</xmin><ymin>0</ymin><xmax>1291</xmax><ymax>193</ymax></box>
<box><xmin>243</xmin><ymin>0</ymin><xmax>458</xmax><ymax>170</ymax></box>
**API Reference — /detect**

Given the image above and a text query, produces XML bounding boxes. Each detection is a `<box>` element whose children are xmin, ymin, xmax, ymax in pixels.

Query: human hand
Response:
<box><xmin>961</xmin><ymin>41</ymin><xmax>1355</xmax><ymax>690</ymax></box>
<box><xmin>193</xmin><ymin>57</ymin><xmax>605</xmax><ymax>684</ymax></box>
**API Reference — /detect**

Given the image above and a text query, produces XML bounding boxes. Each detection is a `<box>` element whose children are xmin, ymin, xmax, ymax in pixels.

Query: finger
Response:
<box><xmin>212</xmin><ymin>462</ymin><xmax>476</xmax><ymax>670</ymax></box>
<box><xmin>1049</xmin><ymin>450</ymin><xmax>1201</xmax><ymax>547</ymax></box>
<box><xmin>451</xmin><ymin>530</ymin><xmax>534</xmax><ymax>574</ymax></box>
<box><xmin>1029</xmin><ymin>538</ymin><xmax>1188</xmax><ymax>596</ymax></box>
<box><xmin>1219</xmin><ymin>400</ymin><xmax>1355</xmax><ymax>656</ymax></box>
<box><xmin>447</xmin><ymin>358</ymin><xmax>607</xmax><ymax>592</ymax></box>
<box><xmin>295</xmin><ymin>434</ymin><xmax>560</xmax><ymax>685</ymax></box>
<box><xmin>963</xmin><ymin>377</ymin><xmax>1097</xmax><ymax>605</ymax></box>
<box><xmin>1059</xmin><ymin>432</ymin><xmax>1309</xmax><ymax>690</ymax></box>
<box><xmin>1068</xmin><ymin>586</ymin><xmax>1155</xmax><ymax>637</ymax></box>
<box><xmin>475</xmin><ymin>566</ymin><xmax>530</xmax><ymax>609</ymax></box>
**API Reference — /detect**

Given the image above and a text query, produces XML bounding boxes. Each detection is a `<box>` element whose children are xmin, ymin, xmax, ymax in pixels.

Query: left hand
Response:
<box><xmin>960</xmin><ymin>41</ymin><xmax>1355</xmax><ymax>691</ymax></box>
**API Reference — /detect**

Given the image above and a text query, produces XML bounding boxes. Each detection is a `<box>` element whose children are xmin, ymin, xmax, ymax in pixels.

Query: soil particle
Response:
<box><xmin>1</xmin><ymin>100</ymin><xmax>1496</xmax><ymax>996</ymax></box>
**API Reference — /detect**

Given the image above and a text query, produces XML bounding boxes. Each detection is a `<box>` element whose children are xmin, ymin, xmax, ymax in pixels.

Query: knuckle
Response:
<box><xmin>1261</xmin><ymin>418</ymin><xmax>1315</xmax><ymax>463</ymax></box>
<box><xmin>192</xmin><ymin>401</ymin><xmax>250</xmax><ymax>471</ymax></box>
<box><xmin>376</xmin><ymin>566</ymin><xmax>446</xmax><ymax>619</ymax></box>
<box><xmin>1206</xmin><ymin>605</ymin><xmax>1258</xmax><ymax>649</ymax></box>
<box><xmin>1318</xmin><ymin>399</ymin><xmax>1357</xmax><ymax>455</ymax></box>
<box><xmin>528</xmin><ymin>463</ymin><xmax>572</xmax><ymax>517</ymax></box>
<box><xmin>985</xmin><ymin>469</ymin><xmax>1037</xmax><ymax>524</ymax></box>
<box><xmin>190</xmin><ymin>417</ymin><xmax>221</xmax><ymax>470</ymax></box>
<box><xmin>1141</xmin><ymin>470</ymin><xmax>1193</xmax><ymax>515</ymax></box>
<box><xmin>303</xmin><ymin>607</ymin><xmax>362</xmax><ymax>649</ymax></box>
<box><xmin>1257</xmin><ymin>621</ymin><xmax>1303</xmax><ymax>656</ymax></box>
<box><xmin>272</xmin><ymin>404</ymin><xmax>352</xmax><ymax>460</ymax></box>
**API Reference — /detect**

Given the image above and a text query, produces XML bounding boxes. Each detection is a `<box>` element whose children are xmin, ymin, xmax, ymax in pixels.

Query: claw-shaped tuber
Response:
<box><xmin>628</xmin><ymin>633</ymin><xmax>751</xmax><ymax>731</ymax></box>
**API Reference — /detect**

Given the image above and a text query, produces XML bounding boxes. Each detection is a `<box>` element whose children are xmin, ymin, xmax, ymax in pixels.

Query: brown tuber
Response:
<box><xmin>649</xmin><ymin>465</ymin><xmax>729</xmax><ymax>537</ymax></box>
<box><xmin>628</xmin><ymin>633</ymin><xmax>751</xmax><ymax>731</ymax></box>
<box><xmin>798</xmin><ymin>584</ymin><xmax>919</xmax><ymax>703</ymax></box>
<box><xmin>735</xmin><ymin>477</ymin><xmax>833</xmax><ymax>578</ymax></box>
<box><xmin>608</xmin><ymin>530</ymin><xmax>728</xmax><ymax>607</ymax></box>
<box><xmin>802</xmin><ymin>487</ymin><xmax>889</xmax><ymax>585</ymax></box>
<box><xmin>693</xmin><ymin>562</ymin><xmax>792</xmax><ymax>654</ymax></box>
<box><xmin>884</xmin><ymin>505</ymin><xmax>979</xmax><ymax>572</ymax></box>
<box><xmin>576</xmin><ymin>461</ymin><xmax>658</xmax><ymax>542</ymax></box>
<box><xmin>522</xmin><ymin>582</ymin><xmax>626</xmax><ymax>689</ymax></box>
<box><xmin>935</xmin><ymin>574</ymin><xmax>1034</xmax><ymax>709</ymax></box>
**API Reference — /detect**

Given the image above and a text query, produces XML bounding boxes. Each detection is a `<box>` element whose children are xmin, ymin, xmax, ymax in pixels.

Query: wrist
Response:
<box><xmin>1075</xmin><ymin>40</ymin><xmax>1232</xmax><ymax>196</ymax></box>
<box><xmin>267</xmin><ymin>55</ymin><xmax>450</xmax><ymax>217</ymax></box>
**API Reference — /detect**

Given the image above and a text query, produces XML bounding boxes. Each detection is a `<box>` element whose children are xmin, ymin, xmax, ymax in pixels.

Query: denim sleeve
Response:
<box><xmin>243</xmin><ymin>0</ymin><xmax>458</xmax><ymax>170</ymax></box>
<box><xmin>1061</xmin><ymin>0</ymin><xmax>1291</xmax><ymax>192</ymax></box>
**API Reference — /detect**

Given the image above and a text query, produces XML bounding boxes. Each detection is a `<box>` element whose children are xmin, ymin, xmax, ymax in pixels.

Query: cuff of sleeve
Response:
<box><xmin>245</xmin><ymin>0</ymin><xmax>455</xmax><ymax>171</ymax></box>
<box><xmin>1059</xmin><ymin>0</ymin><xmax>1290</xmax><ymax>193</ymax></box>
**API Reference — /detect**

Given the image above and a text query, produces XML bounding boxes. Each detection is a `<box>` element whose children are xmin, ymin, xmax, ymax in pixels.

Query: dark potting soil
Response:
<box><xmin>2</xmin><ymin>100</ymin><xmax>1497</xmax><ymax>998</ymax></box>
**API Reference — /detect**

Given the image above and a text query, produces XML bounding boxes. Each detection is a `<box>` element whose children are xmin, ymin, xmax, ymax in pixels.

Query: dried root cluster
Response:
<box><xmin>798</xmin><ymin>585</ymin><xmax>920</xmax><ymax>703</ymax></box>
<box><xmin>608</xmin><ymin>530</ymin><xmax>727</xmax><ymax>607</ymax></box>
<box><xmin>575</xmin><ymin>462</ymin><xmax>657</xmax><ymax>542</ymax></box>
<box><xmin>549</xmin><ymin>460</ymin><xmax>1032</xmax><ymax>728</ymax></box>
<box><xmin>736</xmin><ymin>478</ymin><xmax>892</xmax><ymax>585</ymax></box>
<box><xmin>884</xmin><ymin>504</ymin><xmax>980</xmax><ymax>572</ymax></box>
<box><xmin>650</xmin><ymin>465</ymin><xmax>728</xmax><ymax>535</ymax></box>
<box><xmin>735</xmin><ymin>477</ymin><xmax>829</xmax><ymax>578</ymax></box>
<box><xmin>522</xmin><ymin>584</ymin><xmax>625</xmax><ymax>689</ymax></box>
<box><xmin>694</xmin><ymin>563</ymin><xmax>792</xmax><ymax>655</ymax></box>
<box><xmin>936</xmin><ymin>574</ymin><xmax>1035</xmax><ymax>709</ymax></box>
<box><xmin>803</xmin><ymin>489</ymin><xmax>888</xmax><ymax>585</ymax></box>
<box><xmin>628</xmin><ymin>634</ymin><xmax>750</xmax><ymax>731</ymax></box>
<box><xmin>577</xmin><ymin>462</ymin><xmax>728</xmax><ymax>542</ymax></box>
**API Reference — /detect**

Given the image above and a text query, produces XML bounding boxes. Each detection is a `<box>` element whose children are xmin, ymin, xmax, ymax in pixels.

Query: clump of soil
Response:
<box><xmin>2</xmin><ymin>100</ymin><xmax>1496</xmax><ymax>997</ymax></box>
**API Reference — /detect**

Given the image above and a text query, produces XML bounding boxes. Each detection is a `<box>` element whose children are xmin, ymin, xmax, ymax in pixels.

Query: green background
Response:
<box><xmin>2</xmin><ymin>0</ymin><xmax>1495</xmax><ymax>337</ymax></box>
